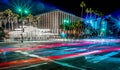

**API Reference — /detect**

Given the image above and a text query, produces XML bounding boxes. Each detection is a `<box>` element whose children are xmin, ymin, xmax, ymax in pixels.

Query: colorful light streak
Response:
<box><xmin>47</xmin><ymin>47</ymin><xmax>120</xmax><ymax>60</ymax></box>
<box><xmin>83</xmin><ymin>39</ymin><xmax>120</xmax><ymax>43</ymax></box>
<box><xmin>0</xmin><ymin>41</ymin><xmax>95</xmax><ymax>53</ymax></box>
<box><xmin>0</xmin><ymin>47</ymin><xmax>120</xmax><ymax>69</ymax></box>
<box><xmin>0</xmin><ymin>58</ymin><xmax>49</xmax><ymax>69</ymax></box>
<box><xmin>0</xmin><ymin>39</ymin><xmax>120</xmax><ymax>69</ymax></box>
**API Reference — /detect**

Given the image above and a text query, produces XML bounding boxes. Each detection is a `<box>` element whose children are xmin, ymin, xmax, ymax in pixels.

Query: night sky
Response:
<box><xmin>0</xmin><ymin>0</ymin><xmax>120</xmax><ymax>16</ymax></box>
<box><xmin>40</xmin><ymin>0</ymin><xmax>120</xmax><ymax>16</ymax></box>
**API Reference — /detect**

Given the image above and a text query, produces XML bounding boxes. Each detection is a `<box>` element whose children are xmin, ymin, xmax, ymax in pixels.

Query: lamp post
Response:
<box><xmin>63</xmin><ymin>19</ymin><xmax>70</xmax><ymax>30</ymax></box>
<box><xmin>62</xmin><ymin>19</ymin><xmax>70</xmax><ymax>38</ymax></box>
<box><xmin>17</xmin><ymin>8</ymin><xmax>29</xmax><ymax>43</ymax></box>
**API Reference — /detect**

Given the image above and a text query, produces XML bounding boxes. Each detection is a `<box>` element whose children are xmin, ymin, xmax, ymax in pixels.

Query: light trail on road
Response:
<box><xmin>47</xmin><ymin>47</ymin><xmax>120</xmax><ymax>60</ymax></box>
<box><xmin>0</xmin><ymin>46</ymin><xmax>120</xmax><ymax>69</ymax></box>
<box><xmin>0</xmin><ymin>41</ymin><xmax>95</xmax><ymax>53</ymax></box>
<box><xmin>1</xmin><ymin>39</ymin><xmax>119</xmax><ymax>53</ymax></box>
<box><xmin>0</xmin><ymin>39</ymin><xmax>120</xmax><ymax>69</ymax></box>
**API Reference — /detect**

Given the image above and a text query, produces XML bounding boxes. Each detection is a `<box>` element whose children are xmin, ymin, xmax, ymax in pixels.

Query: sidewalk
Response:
<box><xmin>22</xmin><ymin>39</ymin><xmax>82</xmax><ymax>43</ymax></box>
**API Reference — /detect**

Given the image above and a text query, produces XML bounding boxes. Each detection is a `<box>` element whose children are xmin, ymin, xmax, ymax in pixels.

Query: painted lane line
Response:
<box><xmin>15</xmin><ymin>51</ymin><xmax>85</xmax><ymax>70</ymax></box>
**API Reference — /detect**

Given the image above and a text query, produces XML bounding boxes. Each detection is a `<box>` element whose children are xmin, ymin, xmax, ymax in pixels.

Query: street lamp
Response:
<box><xmin>63</xmin><ymin>19</ymin><xmax>70</xmax><ymax>30</ymax></box>
<box><xmin>17</xmin><ymin>7</ymin><xmax>29</xmax><ymax>43</ymax></box>
<box><xmin>100</xmin><ymin>28</ymin><xmax>106</xmax><ymax>36</ymax></box>
<box><xmin>61</xmin><ymin>19</ymin><xmax>70</xmax><ymax>38</ymax></box>
<box><xmin>18</xmin><ymin>8</ymin><xmax>22</xmax><ymax>12</ymax></box>
<box><xmin>101</xmin><ymin>28</ymin><xmax>105</xmax><ymax>31</ymax></box>
<box><xmin>24</xmin><ymin>9</ymin><xmax>29</xmax><ymax>14</ymax></box>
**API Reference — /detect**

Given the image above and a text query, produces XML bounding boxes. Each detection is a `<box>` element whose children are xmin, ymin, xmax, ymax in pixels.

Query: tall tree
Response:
<box><xmin>25</xmin><ymin>14</ymin><xmax>34</xmax><ymax>26</ymax></box>
<box><xmin>80</xmin><ymin>1</ymin><xmax>86</xmax><ymax>18</ymax></box>
<box><xmin>3</xmin><ymin>9</ymin><xmax>13</xmax><ymax>31</ymax></box>
<box><xmin>10</xmin><ymin>12</ymin><xmax>19</xmax><ymax>30</ymax></box>
<box><xmin>33</xmin><ymin>16</ymin><xmax>41</xmax><ymax>27</ymax></box>
<box><xmin>11</xmin><ymin>13</ymin><xmax>19</xmax><ymax>29</ymax></box>
<box><xmin>85</xmin><ymin>8</ymin><xmax>90</xmax><ymax>19</ymax></box>
<box><xmin>89</xmin><ymin>8</ymin><xmax>92</xmax><ymax>19</ymax></box>
<box><xmin>2</xmin><ymin>9</ymin><xmax>19</xmax><ymax>31</ymax></box>
<box><xmin>24</xmin><ymin>14</ymin><xmax>41</xmax><ymax>27</ymax></box>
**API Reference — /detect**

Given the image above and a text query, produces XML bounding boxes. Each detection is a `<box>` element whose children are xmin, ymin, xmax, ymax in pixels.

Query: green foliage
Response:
<box><xmin>2</xmin><ymin>9</ymin><xmax>19</xmax><ymax>21</ymax></box>
<box><xmin>71</xmin><ymin>21</ymin><xmax>84</xmax><ymax>30</ymax></box>
<box><xmin>80</xmin><ymin>1</ymin><xmax>86</xmax><ymax>7</ymax></box>
<box><xmin>60</xmin><ymin>23</ymin><xmax>71</xmax><ymax>30</ymax></box>
<box><xmin>86</xmin><ymin>8</ymin><xmax>90</xmax><ymax>13</ymax></box>
<box><xmin>60</xmin><ymin>21</ymin><xmax>84</xmax><ymax>30</ymax></box>
<box><xmin>24</xmin><ymin>14</ymin><xmax>41</xmax><ymax>27</ymax></box>
<box><xmin>60</xmin><ymin>21</ymin><xmax>84</xmax><ymax>38</ymax></box>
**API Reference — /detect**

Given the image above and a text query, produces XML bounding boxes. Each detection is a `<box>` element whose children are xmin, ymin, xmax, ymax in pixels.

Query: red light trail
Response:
<box><xmin>0</xmin><ymin>47</ymin><xmax>120</xmax><ymax>69</ymax></box>
<box><xmin>0</xmin><ymin>41</ymin><xmax>95</xmax><ymax>53</ymax></box>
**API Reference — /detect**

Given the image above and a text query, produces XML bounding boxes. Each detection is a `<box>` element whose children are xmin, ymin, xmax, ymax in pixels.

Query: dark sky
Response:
<box><xmin>0</xmin><ymin>0</ymin><xmax>120</xmax><ymax>16</ymax></box>
<box><xmin>40</xmin><ymin>0</ymin><xmax>120</xmax><ymax>16</ymax></box>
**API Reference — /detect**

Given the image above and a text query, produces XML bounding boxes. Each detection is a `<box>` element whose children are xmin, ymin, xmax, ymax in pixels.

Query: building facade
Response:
<box><xmin>37</xmin><ymin>9</ymin><xmax>82</xmax><ymax>34</ymax></box>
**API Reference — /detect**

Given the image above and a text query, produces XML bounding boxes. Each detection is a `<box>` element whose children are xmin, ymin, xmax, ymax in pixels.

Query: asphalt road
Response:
<box><xmin>0</xmin><ymin>39</ymin><xmax>120</xmax><ymax>70</ymax></box>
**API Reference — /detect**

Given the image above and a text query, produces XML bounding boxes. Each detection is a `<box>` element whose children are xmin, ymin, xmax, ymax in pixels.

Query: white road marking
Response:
<box><xmin>15</xmin><ymin>51</ymin><xmax>86</xmax><ymax>70</ymax></box>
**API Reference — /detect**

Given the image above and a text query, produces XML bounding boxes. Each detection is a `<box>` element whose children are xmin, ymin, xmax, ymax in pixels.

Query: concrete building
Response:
<box><xmin>37</xmin><ymin>9</ymin><xmax>82</xmax><ymax>34</ymax></box>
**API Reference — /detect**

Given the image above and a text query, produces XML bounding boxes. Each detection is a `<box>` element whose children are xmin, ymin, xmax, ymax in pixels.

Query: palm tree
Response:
<box><xmin>1</xmin><ymin>10</ymin><xmax>7</xmax><ymax>30</ymax></box>
<box><xmin>33</xmin><ymin>16</ymin><xmax>41</xmax><ymax>27</ymax></box>
<box><xmin>35</xmin><ymin>16</ymin><xmax>41</xmax><ymax>27</ymax></box>
<box><xmin>12</xmin><ymin>13</ymin><xmax>19</xmax><ymax>29</ymax></box>
<box><xmin>94</xmin><ymin>10</ymin><xmax>103</xmax><ymax>19</ymax></box>
<box><xmin>1</xmin><ymin>9</ymin><xmax>20</xmax><ymax>41</ymax></box>
<box><xmin>25</xmin><ymin>15</ymin><xmax>40</xmax><ymax>27</ymax></box>
<box><xmin>80</xmin><ymin>1</ymin><xmax>86</xmax><ymax>18</ymax></box>
<box><xmin>85</xmin><ymin>8</ymin><xmax>90</xmax><ymax>19</ymax></box>
<box><xmin>3</xmin><ymin>9</ymin><xmax>13</xmax><ymax>31</ymax></box>
<box><xmin>2</xmin><ymin>9</ymin><xmax>19</xmax><ymax>31</ymax></box>
<box><xmin>0</xmin><ymin>9</ymin><xmax>12</xmax><ymax>41</ymax></box>
<box><xmin>10</xmin><ymin>13</ymin><xmax>19</xmax><ymax>30</ymax></box>
<box><xmin>89</xmin><ymin>8</ymin><xmax>92</xmax><ymax>19</ymax></box>
<box><xmin>26</xmin><ymin>14</ymin><xmax>34</xmax><ymax>26</ymax></box>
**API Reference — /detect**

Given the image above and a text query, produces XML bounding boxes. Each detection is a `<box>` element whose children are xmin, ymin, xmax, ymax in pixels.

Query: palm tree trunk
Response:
<box><xmin>90</xmin><ymin>11</ymin><xmax>92</xmax><ymax>19</ymax></box>
<box><xmin>81</xmin><ymin>7</ymin><xmax>83</xmax><ymax>18</ymax></box>
<box><xmin>4</xmin><ymin>20</ymin><xmax>7</xmax><ymax>30</ymax></box>
<box><xmin>8</xmin><ymin>14</ymin><xmax>11</xmax><ymax>31</ymax></box>
<box><xmin>11</xmin><ymin>21</ymin><xmax>13</xmax><ymax>30</ymax></box>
